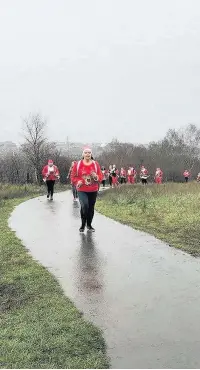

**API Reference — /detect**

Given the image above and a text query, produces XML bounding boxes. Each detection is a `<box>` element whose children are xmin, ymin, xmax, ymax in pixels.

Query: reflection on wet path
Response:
<box><xmin>10</xmin><ymin>191</ymin><xmax>200</xmax><ymax>369</ymax></box>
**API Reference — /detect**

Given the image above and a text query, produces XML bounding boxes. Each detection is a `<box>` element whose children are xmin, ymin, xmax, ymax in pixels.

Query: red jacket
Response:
<box><xmin>120</xmin><ymin>169</ymin><xmax>126</xmax><ymax>177</ymax></box>
<box><xmin>71</xmin><ymin>160</ymin><xmax>103</xmax><ymax>192</ymax></box>
<box><xmin>183</xmin><ymin>171</ymin><xmax>190</xmax><ymax>177</ymax></box>
<box><xmin>42</xmin><ymin>165</ymin><xmax>60</xmax><ymax>181</ymax></box>
<box><xmin>155</xmin><ymin>169</ymin><xmax>163</xmax><ymax>178</ymax></box>
<box><xmin>140</xmin><ymin>168</ymin><xmax>148</xmax><ymax>177</ymax></box>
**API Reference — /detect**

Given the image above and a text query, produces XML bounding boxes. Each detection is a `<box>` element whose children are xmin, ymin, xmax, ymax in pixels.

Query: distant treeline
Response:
<box><xmin>0</xmin><ymin>113</ymin><xmax>199</xmax><ymax>184</ymax></box>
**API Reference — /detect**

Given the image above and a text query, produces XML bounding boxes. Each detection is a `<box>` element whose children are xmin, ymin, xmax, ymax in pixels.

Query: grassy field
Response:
<box><xmin>0</xmin><ymin>183</ymin><xmax>69</xmax><ymax>201</ymax></box>
<box><xmin>96</xmin><ymin>182</ymin><xmax>200</xmax><ymax>257</ymax></box>
<box><xmin>1</xmin><ymin>186</ymin><xmax>109</xmax><ymax>369</ymax></box>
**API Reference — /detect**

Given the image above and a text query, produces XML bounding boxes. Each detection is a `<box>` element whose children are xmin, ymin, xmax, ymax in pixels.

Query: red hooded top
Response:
<box><xmin>71</xmin><ymin>160</ymin><xmax>103</xmax><ymax>192</ymax></box>
<box><xmin>120</xmin><ymin>169</ymin><xmax>127</xmax><ymax>177</ymax></box>
<box><xmin>183</xmin><ymin>170</ymin><xmax>190</xmax><ymax>177</ymax></box>
<box><xmin>42</xmin><ymin>161</ymin><xmax>60</xmax><ymax>181</ymax></box>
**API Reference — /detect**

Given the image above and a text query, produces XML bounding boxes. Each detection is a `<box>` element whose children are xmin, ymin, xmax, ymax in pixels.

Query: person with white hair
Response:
<box><xmin>71</xmin><ymin>147</ymin><xmax>103</xmax><ymax>232</ymax></box>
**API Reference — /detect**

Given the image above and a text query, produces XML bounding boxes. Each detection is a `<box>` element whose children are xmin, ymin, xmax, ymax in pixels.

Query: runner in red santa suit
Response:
<box><xmin>127</xmin><ymin>167</ymin><xmax>136</xmax><ymax>184</ymax></box>
<box><xmin>154</xmin><ymin>168</ymin><xmax>163</xmax><ymax>184</ymax></box>
<box><xmin>183</xmin><ymin>170</ymin><xmax>190</xmax><ymax>183</ymax></box>
<box><xmin>120</xmin><ymin>167</ymin><xmax>127</xmax><ymax>184</ymax></box>
<box><xmin>140</xmin><ymin>165</ymin><xmax>149</xmax><ymax>185</ymax></box>
<box><xmin>71</xmin><ymin>147</ymin><xmax>103</xmax><ymax>233</ymax></box>
<box><xmin>108</xmin><ymin>165</ymin><xmax>113</xmax><ymax>187</ymax></box>
<box><xmin>42</xmin><ymin>159</ymin><xmax>60</xmax><ymax>200</ymax></box>
<box><xmin>67</xmin><ymin>161</ymin><xmax>78</xmax><ymax>201</ymax></box>
<box><xmin>111</xmin><ymin>165</ymin><xmax>119</xmax><ymax>187</ymax></box>
<box><xmin>101</xmin><ymin>166</ymin><xmax>107</xmax><ymax>188</ymax></box>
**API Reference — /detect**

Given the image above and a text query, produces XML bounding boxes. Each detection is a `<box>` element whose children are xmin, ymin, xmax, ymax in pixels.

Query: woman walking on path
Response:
<box><xmin>67</xmin><ymin>161</ymin><xmax>78</xmax><ymax>201</ymax></box>
<box><xmin>42</xmin><ymin>159</ymin><xmax>60</xmax><ymax>200</ymax></box>
<box><xmin>71</xmin><ymin>147</ymin><xmax>103</xmax><ymax>233</ymax></box>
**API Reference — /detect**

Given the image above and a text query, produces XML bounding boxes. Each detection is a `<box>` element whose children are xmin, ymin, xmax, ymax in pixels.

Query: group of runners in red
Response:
<box><xmin>41</xmin><ymin>148</ymin><xmax>197</xmax><ymax>233</ymax></box>
<box><xmin>101</xmin><ymin>165</ymin><xmax>163</xmax><ymax>187</ymax></box>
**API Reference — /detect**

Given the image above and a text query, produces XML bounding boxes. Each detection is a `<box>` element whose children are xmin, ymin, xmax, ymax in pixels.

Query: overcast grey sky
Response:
<box><xmin>1</xmin><ymin>0</ymin><xmax>200</xmax><ymax>144</ymax></box>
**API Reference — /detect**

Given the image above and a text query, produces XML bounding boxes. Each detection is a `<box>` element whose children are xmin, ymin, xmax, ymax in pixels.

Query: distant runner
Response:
<box><xmin>42</xmin><ymin>159</ymin><xmax>60</xmax><ymax>200</ymax></box>
<box><xmin>183</xmin><ymin>170</ymin><xmax>190</xmax><ymax>183</ymax></box>
<box><xmin>101</xmin><ymin>166</ymin><xmax>107</xmax><ymax>188</ymax></box>
<box><xmin>155</xmin><ymin>168</ymin><xmax>163</xmax><ymax>184</ymax></box>
<box><xmin>140</xmin><ymin>165</ymin><xmax>149</xmax><ymax>185</ymax></box>
<box><xmin>120</xmin><ymin>167</ymin><xmax>127</xmax><ymax>184</ymax></box>
<box><xmin>67</xmin><ymin>161</ymin><xmax>78</xmax><ymax>201</ymax></box>
<box><xmin>111</xmin><ymin>165</ymin><xmax>119</xmax><ymax>188</ymax></box>
<box><xmin>71</xmin><ymin>147</ymin><xmax>103</xmax><ymax>233</ymax></box>
<box><xmin>108</xmin><ymin>165</ymin><xmax>113</xmax><ymax>187</ymax></box>
<box><xmin>127</xmin><ymin>167</ymin><xmax>137</xmax><ymax>184</ymax></box>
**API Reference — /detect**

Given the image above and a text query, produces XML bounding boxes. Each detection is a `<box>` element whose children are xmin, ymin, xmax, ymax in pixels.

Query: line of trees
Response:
<box><xmin>0</xmin><ymin>113</ymin><xmax>200</xmax><ymax>184</ymax></box>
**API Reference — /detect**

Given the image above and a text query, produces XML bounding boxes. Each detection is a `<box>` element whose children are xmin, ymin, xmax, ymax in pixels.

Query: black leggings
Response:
<box><xmin>72</xmin><ymin>184</ymin><xmax>78</xmax><ymax>198</ymax></box>
<box><xmin>102</xmin><ymin>180</ymin><xmax>106</xmax><ymax>187</ymax></box>
<box><xmin>141</xmin><ymin>178</ymin><xmax>147</xmax><ymax>185</ymax></box>
<box><xmin>185</xmin><ymin>177</ymin><xmax>189</xmax><ymax>183</ymax></box>
<box><xmin>120</xmin><ymin>177</ymin><xmax>126</xmax><ymax>184</ymax></box>
<box><xmin>109</xmin><ymin>176</ymin><xmax>112</xmax><ymax>186</ymax></box>
<box><xmin>46</xmin><ymin>180</ymin><xmax>55</xmax><ymax>196</ymax></box>
<box><xmin>78</xmin><ymin>191</ymin><xmax>98</xmax><ymax>227</ymax></box>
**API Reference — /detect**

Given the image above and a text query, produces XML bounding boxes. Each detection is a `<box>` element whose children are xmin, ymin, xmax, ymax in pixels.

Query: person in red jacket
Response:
<box><xmin>120</xmin><ymin>167</ymin><xmax>127</xmax><ymax>184</ymax></box>
<box><xmin>67</xmin><ymin>161</ymin><xmax>78</xmax><ymax>201</ymax></box>
<box><xmin>154</xmin><ymin>168</ymin><xmax>163</xmax><ymax>184</ymax></box>
<box><xmin>71</xmin><ymin>147</ymin><xmax>103</xmax><ymax>232</ymax></box>
<box><xmin>127</xmin><ymin>167</ymin><xmax>137</xmax><ymax>184</ymax></box>
<box><xmin>101</xmin><ymin>166</ymin><xmax>107</xmax><ymax>188</ymax></box>
<box><xmin>140</xmin><ymin>165</ymin><xmax>149</xmax><ymax>185</ymax></box>
<box><xmin>183</xmin><ymin>170</ymin><xmax>190</xmax><ymax>183</ymax></box>
<box><xmin>42</xmin><ymin>159</ymin><xmax>60</xmax><ymax>200</ymax></box>
<box><xmin>111</xmin><ymin>165</ymin><xmax>119</xmax><ymax>187</ymax></box>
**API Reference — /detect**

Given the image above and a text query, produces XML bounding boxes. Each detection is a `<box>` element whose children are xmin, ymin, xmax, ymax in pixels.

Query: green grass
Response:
<box><xmin>1</xmin><ymin>196</ymin><xmax>109</xmax><ymax>368</ymax></box>
<box><xmin>0</xmin><ymin>183</ymin><xmax>69</xmax><ymax>201</ymax></box>
<box><xmin>96</xmin><ymin>182</ymin><xmax>200</xmax><ymax>257</ymax></box>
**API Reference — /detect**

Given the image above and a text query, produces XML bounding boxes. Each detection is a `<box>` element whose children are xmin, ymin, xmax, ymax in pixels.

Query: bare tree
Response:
<box><xmin>21</xmin><ymin>113</ymin><xmax>49</xmax><ymax>184</ymax></box>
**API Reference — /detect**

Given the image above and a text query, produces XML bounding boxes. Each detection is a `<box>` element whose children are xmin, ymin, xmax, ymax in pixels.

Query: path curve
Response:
<box><xmin>10</xmin><ymin>191</ymin><xmax>200</xmax><ymax>369</ymax></box>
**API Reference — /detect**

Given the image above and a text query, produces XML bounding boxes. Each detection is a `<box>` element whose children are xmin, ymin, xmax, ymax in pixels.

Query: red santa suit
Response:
<box><xmin>70</xmin><ymin>159</ymin><xmax>103</xmax><ymax>192</ymax></box>
<box><xmin>183</xmin><ymin>170</ymin><xmax>190</xmax><ymax>178</ymax></box>
<box><xmin>111</xmin><ymin>166</ymin><xmax>119</xmax><ymax>186</ymax></box>
<box><xmin>155</xmin><ymin>168</ymin><xmax>163</xmax><ymax>184</ymax></box>
<box><xmin>42</xmin><ymin>160</ymin><xmax>60</xmax><ymax>181</ymax></box>
<box><xmin>120</xmin><ymin>168</ymin><xmax>127</xmax><ymax>184</ymax></box>
<box><xmin>127</xmin><ymin>167</ymin><xmax>136</xmax><ymax>184</ymax></box>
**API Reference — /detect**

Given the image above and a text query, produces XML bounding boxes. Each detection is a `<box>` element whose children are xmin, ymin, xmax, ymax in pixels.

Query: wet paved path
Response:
<box><xmin>10</xmin><ymin>191</ymin><xmax>200</xmax><ymax>369</ymax></box>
